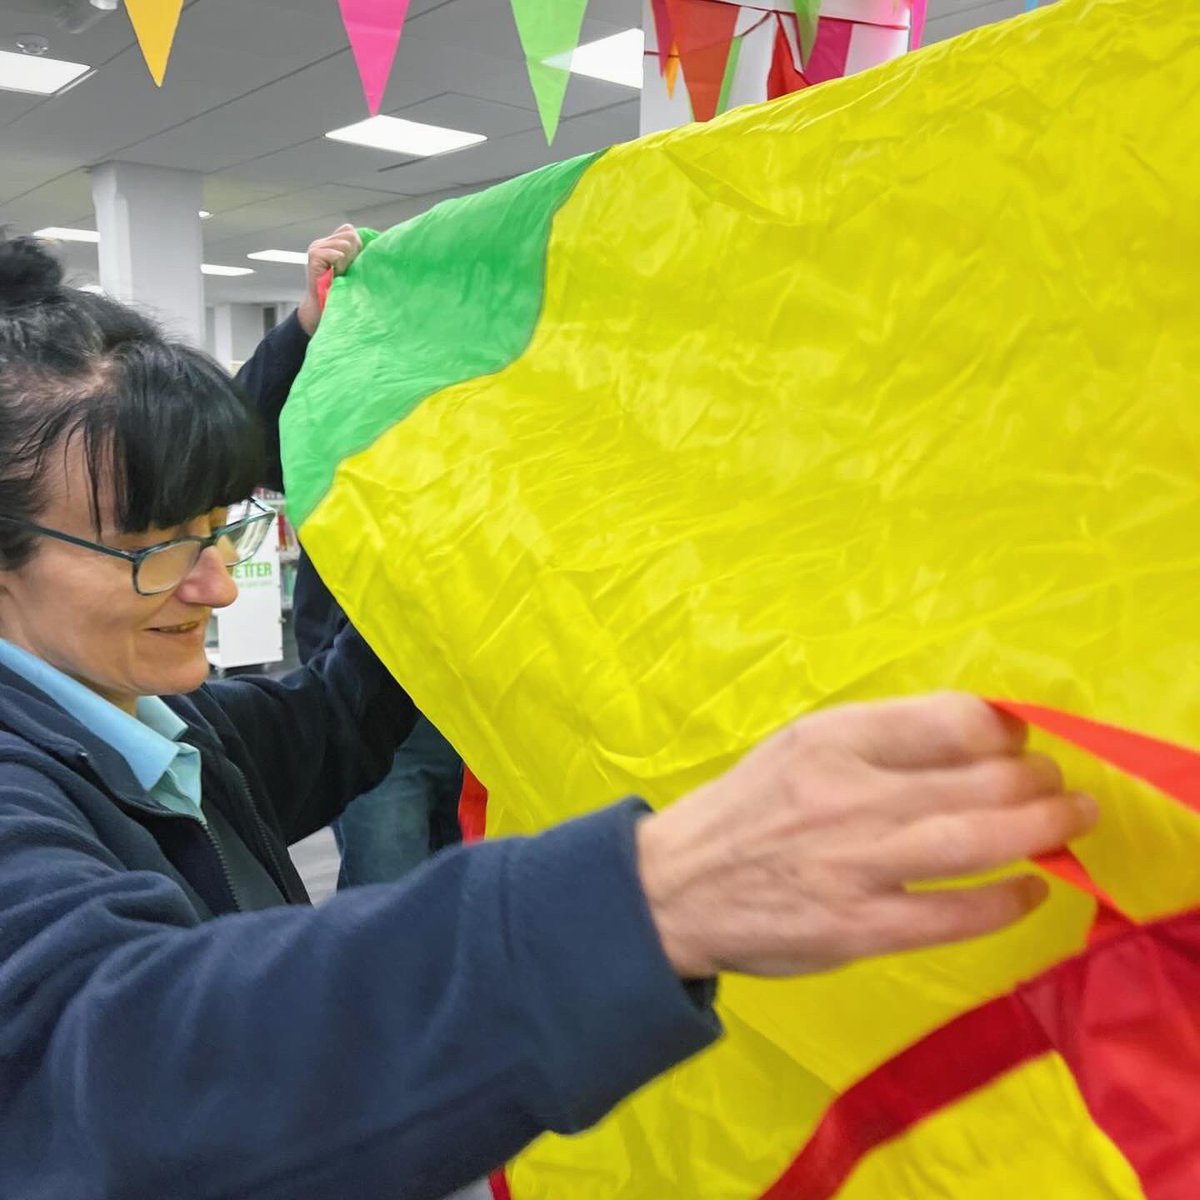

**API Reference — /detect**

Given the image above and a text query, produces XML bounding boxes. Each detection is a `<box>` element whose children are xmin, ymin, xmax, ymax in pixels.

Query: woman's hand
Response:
<box><xmin>297</xmin><ymin>223</ymin><xmax>363</xmax><ymax>335</ymax></box>
<box><xmin>637</xmin><ymin>692</ymin><xmax>1096</xmax><ymax>979</ymax></box>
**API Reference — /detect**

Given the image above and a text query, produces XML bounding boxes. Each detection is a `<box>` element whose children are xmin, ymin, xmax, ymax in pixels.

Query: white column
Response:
<box><xmin>210</xmin><ymin>303</ymin><xmax>266</xmax><ymax>371</ymax></box>
<box><xmin>91</xmin><ymin>162</ymin><xmax>205</xmax><ymax>347</ymax></box>
<box><xmin>641</xmin><ymin>0</ymin><xmax>911</xmax><ymax>136</ymax></box>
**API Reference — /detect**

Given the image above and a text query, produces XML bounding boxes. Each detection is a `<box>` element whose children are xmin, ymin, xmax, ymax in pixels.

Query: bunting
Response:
<box><xmin>648</xmin><ymin>2</ymin><xmax>915</xmax><ymax>128</ymax></box>
<box><xmin>118</xmin><ymin>0</ymin><xmax>923</xmax><ymax>143</ymax></box>
<box><xmin>338</xmin><ymin>0</ymin><xmax>411</xmax><ymax>115</ymax></box>
<box><xmin>124</xmin><ymin>0</ymin><xmax>184</xmax><ymax>87</ymax></box>
<box><xmin>510</xmin><ymin>0</ymin><xmax>590</xmax><ymax>143</ymax></box>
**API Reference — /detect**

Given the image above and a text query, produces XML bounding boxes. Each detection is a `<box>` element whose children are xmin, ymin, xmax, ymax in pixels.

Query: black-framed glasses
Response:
<box><xmin>0</xmin><ymin>498</ymin><xmax>276</xmax><ymax>596</ymax></box>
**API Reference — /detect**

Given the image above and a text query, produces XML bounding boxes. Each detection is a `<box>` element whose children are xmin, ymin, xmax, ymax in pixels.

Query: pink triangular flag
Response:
<box><xmin>909</xmin><ymin>0</ymin><xmax>928</xmax><ymax>49</ymax></box>
<box><xmin>650</xmin><ymin>0</ymin><xmax>674</xmax><ymax>75</ymax></box>
<box><xmin>339</xmin><ymin>0</ymin><xmax>411</xmax><ymax>115</ymax></box>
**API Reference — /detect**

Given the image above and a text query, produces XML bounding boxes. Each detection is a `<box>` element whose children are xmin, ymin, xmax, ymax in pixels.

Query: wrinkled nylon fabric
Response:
<box><xmin>287</xmin><ymin>0</ymin><xmax>1200</xmax><ymax>1195</ymax></box>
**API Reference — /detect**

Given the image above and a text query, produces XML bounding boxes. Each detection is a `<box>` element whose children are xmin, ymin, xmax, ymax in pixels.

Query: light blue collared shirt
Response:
<box><xmin>0</xmin><ymin>639</ymin><xmax>205</xmax><ymax>825</ymax></box>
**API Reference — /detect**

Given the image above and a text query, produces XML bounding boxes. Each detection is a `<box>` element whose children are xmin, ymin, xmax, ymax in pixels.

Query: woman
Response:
<box><xmin>0</xmin><ymin>236</ymin><xmax>718</xmax><ymax>1200</ymax></box>
<box><xmin>0</xmin><ymin>238</ymin><xmax>1092</xmax><ymax>1200</ymax></box>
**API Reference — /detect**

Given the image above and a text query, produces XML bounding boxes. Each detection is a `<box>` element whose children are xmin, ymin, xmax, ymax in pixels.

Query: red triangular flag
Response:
<box><xmin>766</xmin><ymin>14</ymin><xmax>807</xmax><ymax>100</ymax></box>
<box><xmin>339</xmin><ymin>0</ymin><xmax>411</xmax><ymax>115</ymax></box>
<box><xmin>665</xmin><ymin>0</ymin><xmax>740</xmax><ymax>124</ymax></box>
<box><xmin>650</xmin><ymin>0</ymin><xmax>675</xmax><ymax>76</ymax></box>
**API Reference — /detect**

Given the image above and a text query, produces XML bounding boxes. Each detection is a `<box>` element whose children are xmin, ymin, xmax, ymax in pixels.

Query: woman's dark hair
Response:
<box><xmin>0</xmin><ymin>237</ymin><xmax>264</xmax><ymax>569</ymax></box>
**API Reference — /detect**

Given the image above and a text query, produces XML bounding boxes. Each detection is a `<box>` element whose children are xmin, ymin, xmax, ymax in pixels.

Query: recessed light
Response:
<box><xmin>554</xmin><ymin>28</ymin><xmax>644</xmax><ymax>89</ymax></box>
<box><xmin>33</xmin><ymin>226</ymin><xmax>100</xmax><ymax>243</ymax></box>
<box><xmin>246</xmin><ymin>249</ymin><xmax>309</xmax><ymax>265</ymax></box>
<box><xmin>325</xmin><ymin>115</ymin><xmax>487</xmax><ymax>157</ymax></box>
<box><xmin>198</xmin><ymin>210</ymin><xmax>212</xmax><ymax>219</ymax></box>
<box><xmin>201</xmin><ymin>264</ymin><xmax>255</xmax><ymax>277</ymax></box>
<box><xmin>0</xmin><ymin>49</ymin><xmax>91</xmax><ymax>96</ymax></box>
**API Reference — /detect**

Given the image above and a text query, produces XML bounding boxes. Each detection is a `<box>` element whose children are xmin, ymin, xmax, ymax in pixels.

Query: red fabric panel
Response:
<box><xmin>761</xmin><ymin>912</ymin><xmax>1200</xmax><ymax>1200</ymax></box>
<box><xmin>1020</xmin><ymin>914</ymin><xmax>1200</xmax><ymax>1200</ymax></box>
<box><xmin>457</xmin><ymin>767</ymin><xmax>489</xmax><ymax>844</ymax></box>
<box><xmin>1036</xmin><ymin>847</ymin><xmax>1134</xmax><ymax>944</ymax></box>
<box><xmin>760</xmin><ymin>993</ymin><xmax>1048</xmax><ymax>1198</ymax></box>
<box><xmin>459</xmin><ymin>769</ymin><xmax>510</xmax><ymax>1197</ymax></box>
<box><xmin>995</xmin><ymin>702</ymin><xmax>1200</xmax><ymax>817</ymax></box>
<box><xmin>316</xmin><ymin>266</ymin><xmax>333</xmax><ymax>312</ymax></box>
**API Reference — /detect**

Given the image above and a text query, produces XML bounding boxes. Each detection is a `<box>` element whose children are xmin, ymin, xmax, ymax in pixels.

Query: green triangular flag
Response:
<box><xmin>715</xmin><ymin>30</ymin><xmax>744</xmax><ymax>117</ymax></box>
<box><xmin>792</xmin><ymin>0</ymin><xmax>821</xmax><ymax>67</ymax></box>
<box><xmin>510</xmin><ymin>0</ymin><xmax>590</xmax><ymax>144</ymax></box>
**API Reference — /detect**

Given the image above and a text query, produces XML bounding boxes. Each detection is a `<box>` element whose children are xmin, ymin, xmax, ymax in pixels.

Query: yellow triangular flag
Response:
<box><xmin>125</xmin><ymin>0</ymin><xmax>184</xmax><ymax>87</ymax></box>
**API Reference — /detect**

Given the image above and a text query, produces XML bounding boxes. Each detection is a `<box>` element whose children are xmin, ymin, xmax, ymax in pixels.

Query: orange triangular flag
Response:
<box><xmin>665</xmin><ymin>41</ymin><xmax>681</xmax><ymax>97</ymax></box>
<box><xmin>125</xmin><ymin>0</ymin><xmax>184</xmax><ymax>87</ymax></box>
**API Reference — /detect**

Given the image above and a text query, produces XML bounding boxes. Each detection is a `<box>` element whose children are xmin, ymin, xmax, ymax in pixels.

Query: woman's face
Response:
<box><xmin>0</xmin><ymin>444</ymin><xmax>239</xmax><ymax>713</ymax></box>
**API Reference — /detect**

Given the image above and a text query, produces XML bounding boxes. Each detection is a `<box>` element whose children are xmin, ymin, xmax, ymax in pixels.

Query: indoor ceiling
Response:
<box><xmin>0</xmin><ymin>0</ymin><xmax>1043</xmax><ymax>304</ymax></box>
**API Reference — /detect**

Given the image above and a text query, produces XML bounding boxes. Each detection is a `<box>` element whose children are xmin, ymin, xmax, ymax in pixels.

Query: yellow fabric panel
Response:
<box><xmin>299</xmin><ymin>0</ymin><xmax>1200</xmax><ymax>1194</ymax></box>
<box><xmin>507</xmin><ymin>1004</ymin><xmax>838</xmax><ymax>1200</ymax></box>
<box><xmin>838</xmin><ymin>1054</ymin><xmax>1146</xmax><ymax>1200</ymax></box>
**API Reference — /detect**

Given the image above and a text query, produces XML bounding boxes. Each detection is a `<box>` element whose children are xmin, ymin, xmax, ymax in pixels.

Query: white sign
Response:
<box><xmin>206</xmin><ymin>531</ymin><xmax>284</xmax><ymax>671</ymax></box>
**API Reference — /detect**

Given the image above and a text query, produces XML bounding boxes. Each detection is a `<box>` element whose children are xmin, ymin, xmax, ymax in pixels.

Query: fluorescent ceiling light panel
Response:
<box><xmin>33</xmin><ymin>226</ymin><xmax>100</xmax><ymax>243</ymax></box>
<box><xmin>553</xmin><ymin>28</ymin><xmax>644</xmax><ymax>89</ymax></box>
<box><xmin>201</xmin><ymin>264</ymin><xmax>255</xmax><ymax>277</ymax></box>
<box><xmin>325</xmin><ymin>115</ymin><xmax>487</xmax><ymax>157</ymax></box>
<box><xmin>246</xmin><ymin>249</ymin><xmax>308</xmax><ymax>265</ymax></box>
<box><xmin>199</xmin><ymin>210</ymin><xmax>212</xmax><ymax>219</ymax></box>
<box><xmin>0</xmin><ymin>49</ymin><xmax>91</xmax><ymax>95</ymax></box>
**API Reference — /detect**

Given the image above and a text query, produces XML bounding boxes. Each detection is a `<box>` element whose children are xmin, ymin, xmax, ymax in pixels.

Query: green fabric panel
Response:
<box><xmin>281</xmin><ymin>150</ymin><xmax>601</xmax><ymax>527</ymax></box>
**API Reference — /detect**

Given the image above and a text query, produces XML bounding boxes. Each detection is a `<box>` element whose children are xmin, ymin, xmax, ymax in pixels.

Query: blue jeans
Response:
<box><xmin>332</xmin><ymin>715</ymin><xmax>463</xmax><ymax>888</ymax></box>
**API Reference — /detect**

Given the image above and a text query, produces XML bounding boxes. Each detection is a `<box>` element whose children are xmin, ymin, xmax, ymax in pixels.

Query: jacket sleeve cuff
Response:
<box><xmin>506</xmin><ymin>798</ymin><xmax>722</xmax><ymax>1133</ymax></box>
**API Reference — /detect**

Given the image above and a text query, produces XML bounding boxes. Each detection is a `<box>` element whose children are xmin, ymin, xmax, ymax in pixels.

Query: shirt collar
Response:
<box><xmin>0</xmin><ymin>639</ymin><xmax>187</xmax><ymax>793</ymax></box>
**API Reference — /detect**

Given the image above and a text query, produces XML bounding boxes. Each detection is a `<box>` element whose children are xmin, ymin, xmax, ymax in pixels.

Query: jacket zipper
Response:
<box><xmin>225</xmin><ymin>758</ymin><xmax>296</xmax><ymax>901</ymax></box>
<box><xmin>77</xmin><ymin>751</ymin><xmax>242</xmax><ymax>914</ymax></box>
<box><xmin>203</xmin><ymin>826</ymin><xmax>242</xmax><ymax>913</ymax></box>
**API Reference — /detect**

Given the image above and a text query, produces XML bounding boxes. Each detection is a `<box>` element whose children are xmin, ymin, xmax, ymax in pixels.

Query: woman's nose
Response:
<box><xmin>174</xmin><ymin>546</ymin><xmax>239</xmax><ymax>609</ymax></box>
